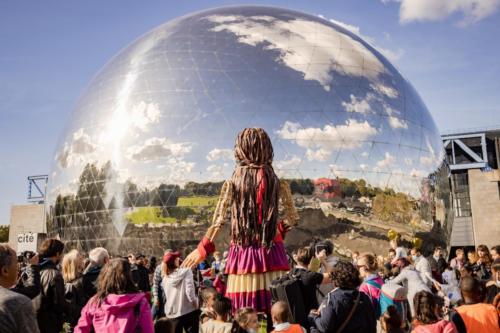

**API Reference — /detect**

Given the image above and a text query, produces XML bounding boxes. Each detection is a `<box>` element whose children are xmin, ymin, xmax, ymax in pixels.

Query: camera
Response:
<box><xmin>17</xmin><ymin>251</ymin><xmax>36</xmax><ymax>264</ymax></box>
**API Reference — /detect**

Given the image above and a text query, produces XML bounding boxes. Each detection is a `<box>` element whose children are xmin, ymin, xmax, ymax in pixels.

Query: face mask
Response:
<box><xmin>247</xmin><ymin>329</ymin><xmax>256</xmax><ymax>333</ymax></box>
<box><xmin>412</xmin><ymin>255</ymin><xmax>418</xmax><ymax>262</ymax></box>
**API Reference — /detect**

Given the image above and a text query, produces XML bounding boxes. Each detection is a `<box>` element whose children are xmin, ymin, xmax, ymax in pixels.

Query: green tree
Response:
<box><xmin>0</xmin><ymin>225</ymin><xmax>9</xmax><ymax>242</ymax></box>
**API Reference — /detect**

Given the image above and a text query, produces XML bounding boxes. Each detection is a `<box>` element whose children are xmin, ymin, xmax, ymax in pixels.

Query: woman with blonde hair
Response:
<box><xmin>358</xmin><ymin>253</ymin><xmax>384</xmax><ymax>318</ymax></box>
<box><xmin>62</xmin><ymin>249</ymin><xmax>86</xmax><ymax>332</ymax></box>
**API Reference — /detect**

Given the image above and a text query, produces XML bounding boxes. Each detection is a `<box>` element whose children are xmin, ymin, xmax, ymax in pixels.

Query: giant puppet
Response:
<box><xmin>183</xmin><ymin>128</ymin><xmax>299</xmax><ymax>313</ymax></box>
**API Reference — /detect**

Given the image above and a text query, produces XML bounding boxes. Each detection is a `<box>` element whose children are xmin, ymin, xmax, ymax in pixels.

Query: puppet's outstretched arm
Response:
<box><xmin>279</xmin><ymin>179</ymin><xmax>299</xmax><ymax>227</ymax></box>
<box><xmin>205</xmin><ymin>180</ymin><xmax>232</xmax><ymax>242</ymax></box>
<box><xmin>182</xmin><ymin>180</ymin><xmax>232</xmax><ymax>268</ymax></box>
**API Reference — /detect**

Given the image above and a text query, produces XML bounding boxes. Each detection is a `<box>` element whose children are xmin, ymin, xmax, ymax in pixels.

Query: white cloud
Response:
<box><xmin>319</xmin><ymin>15</ymin><xmax>404</xmax><ymax>63</ymax></box>
<box><xmin>387</xmin><ymin>0</ymin><xmax>500</xmax><ymax>25</ymax></box>
<box><xmin>206</xmin><ymin>148</ymin><xmax>234</xmax><ymax>162</ymax></box>
<box><xmin>126</xmin><ymin>137</ymin><xmax>192</xmax><ymax>162</ymax></box>
<box><xmin>360</xmin><ymin>163</ymin><xmax>368</xmax><ymax>170</ymax></box>
<box><xmin>207</xmin><ymin>164</ymin><xmax>228</xmax><ymax>180</ymax></box>
<box><xmin>150</xmin><ymin>159</ymin><xmax>196</xmax><ymax>185</ymax></box>
<box><xmin>329</xmin><ymin>164</ymin><xmax>345</xmax><ymax>177</ymax></box>
<box><xmin>275</xmin><ymin>155</ymin><xmax>302</xmax><ymax>170</ymax></box>
<box><xmin>410</xmin><ymin>168</ymin><xmax>425</xmax><ymax>177</ymax></box>
<box><xmin>326</xmin><ymin>17</ymin><xmax>361</xmax><ymax>35</ymax></box>
<box><xmin>361</xmin><ymin>151</ymin><xmax>369</xmax><ymax>158</ymax></box>
<box><xmin>370</xmin><ymin>83</ymin><xmax>399</xmax><ymax>99</ymax></box>
<box><xmin>376</xmin><ymin>152</ymin><xmax>396</xmax><ymax>168</ymax></box>
<box><xmin>56</xmin><ymin>128</ymin><xmax>98</xmax><ymax>168</ymax></box>
<box><xmin>206</xmin><ymin>15</ymin><xmax>387</xmax><ymax>91</ymax></box>
<box><xmin>342</xmin><ymin>94</ymin><xmax>374</xmax><ymax>114</ymax></box>
<box><xmin>382</xmin><ymin>103</ymin><xmax>408</xmax><ymax>129</ymax></box>
<box><xmin>388</xmin><ymin>116</ymin><xmax>409</xmax><ymax>129</ymax></box>
<box><xmin>305</xmin><ymin>148</ymin><xmax>331</xmax><ymax>161</ymax></box>
<box><xmin>420</xmin><ymin>135</ymin><xmax>439</xmax><ymax>167</ymax></box>
<box><xmin>277</xmin><ymin>120</ymin><xmax>378</xmax><ymax>161</ymax></box>
<box><xmin>130</xmin><ymin>101</ymin><xmax>161</xmax><ymax>132</ymax></box>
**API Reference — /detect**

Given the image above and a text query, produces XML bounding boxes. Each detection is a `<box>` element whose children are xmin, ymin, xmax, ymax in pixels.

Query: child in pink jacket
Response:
<box><xmin>74</xmin><ymin>258</ymin><xmax>154</xmax><ymax>333</ymax></box>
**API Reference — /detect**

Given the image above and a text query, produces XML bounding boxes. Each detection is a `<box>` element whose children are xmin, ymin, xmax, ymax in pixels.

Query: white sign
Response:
<box><xmin>17</xmin><ymin>232</ymin><xmax>38</xmax><ymax>253</ymax></box>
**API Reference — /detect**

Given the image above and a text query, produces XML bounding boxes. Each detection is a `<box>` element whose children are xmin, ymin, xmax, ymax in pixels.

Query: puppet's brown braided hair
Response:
<box><xmin>230</xmin><ymin>128</ymin><xmax>279</xmax><ymax>247</ymax></box>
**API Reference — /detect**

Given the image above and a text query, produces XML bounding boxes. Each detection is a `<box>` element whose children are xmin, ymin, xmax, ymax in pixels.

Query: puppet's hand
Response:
<box><xmin>277</xmin><ymin>220</ymin><xmax>292</xmax><ymax>240</ymax></box>
<box><xmin>181</xmin><ymin>249</ymin><xmax>203</xmax><ymax>269</ymax></box>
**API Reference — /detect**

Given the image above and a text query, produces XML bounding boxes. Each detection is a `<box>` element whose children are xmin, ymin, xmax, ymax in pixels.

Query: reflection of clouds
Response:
<box><xmin>275</xmin><ymin>155</ymin><xmax>301</xmax><ymax>170</ymax></box>
<box><xmin>57</xmin><ymin>128</ymin><xmax>98</xmax><ymax>168</ymax></box>
<box><xmin>376</xmin><ymin>152</ymin><xmax>396</xmax><ymax>168</ymax></box>
<box><xmin>207</xmin><ymin>163</ymin><xmax>229</xmax><ymax>180</ymax></box>
<box><xmin>277</xmin><ymin>120</ymin><xmax>378</xmax><ymax>161</ymax></box>
<box><xmin>126</xmin><ymin>137</ymin><xmax>192</xmax><ymax>162</ymax></box>
<box><xmin>420</xmin><ymin>136</ymin><xmax>438</xmax><ymax>167</ymax></box>
<box><xmin>329</xmin><ymin>164</ymin><xmax>344</xmax><ymax>177</ymax></box>
<box><xmin>319</xmin><ymin>15</ymin><xmax>405</xmax><ymax>64</ymax></box>
<box><xmin>206</xmin><ymin>148</ymin><xmax>234</xmax><ymax>162</ymax></box>
<box><xmin>383</xmin><ymin>104</ymin><xmax>408</xmax><ymax>129</ymax></box>
<box><xmin>370</xmin><ymin>83</ymin><xmax>398</xmax><ymax>99</ymax></box>
<box><xmin>388</xmin><ymin>116</ymin><xmax>408</xmax><ymax>129</ymax></box>
<box><xmin>130</xmin><ymin>101</ymin><xmax>161</xmax><ymax>132</ymax></box>
<box><xmin>206</xmin><ymin>15</ymin><xmax>386</xmax><ymax>91</ymax></box>
<box><xmin>342</xmin><ymin>94</ymin><xmax>374</xmax><ymax>114</ymax></box>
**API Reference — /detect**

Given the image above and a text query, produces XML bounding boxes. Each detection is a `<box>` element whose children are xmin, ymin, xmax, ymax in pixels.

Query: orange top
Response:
<box><xmin>456</xmin><ymin>303</ymin><xmax>500</xmax><ymax>333</ymax></box>
<box><xmin>271</xmin><ymin>324</ymin><xmax>303</xmax><ymax>333</ymax></box>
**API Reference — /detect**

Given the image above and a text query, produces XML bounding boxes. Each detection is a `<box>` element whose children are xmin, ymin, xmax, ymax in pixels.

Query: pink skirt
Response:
<box><xmin>224</xmin><ymin>241</ymin><xmax>289</xmax><ymax>313</ymax></box>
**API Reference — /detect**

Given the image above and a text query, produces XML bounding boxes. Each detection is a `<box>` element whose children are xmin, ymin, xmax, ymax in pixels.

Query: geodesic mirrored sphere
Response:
<box><xmin>46</xmin><ymin>6</ymin><xmax>451</xmax><ymax>254</ymax></box>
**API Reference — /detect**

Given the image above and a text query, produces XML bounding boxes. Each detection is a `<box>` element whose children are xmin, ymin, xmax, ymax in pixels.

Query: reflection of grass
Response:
<box><xmin>126</xmin><ymin>207</ymin><xmax>176</xmax><ymax>224</ymax></box>
<box><xmin>177</xmin><ymin>196</ymin><xmax>218</xmax><ymax>211</ymax></box>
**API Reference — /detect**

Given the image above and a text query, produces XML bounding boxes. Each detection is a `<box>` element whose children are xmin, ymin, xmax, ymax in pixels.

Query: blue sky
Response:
<box><xmin>1</xmin><ymin>0</ymin><xmax>500</xmax><ymax>226</ymax></box>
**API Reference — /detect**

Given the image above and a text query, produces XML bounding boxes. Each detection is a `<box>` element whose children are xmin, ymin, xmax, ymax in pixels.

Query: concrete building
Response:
<box><xmin>8</xmin><ymin>204</ymin><xmax>46</xmax><ymax>252</ymax></box>
<box><xmin>442</xmin><ymin>126</ymin><xmax>500</xmax><ymax>249</ymax></box>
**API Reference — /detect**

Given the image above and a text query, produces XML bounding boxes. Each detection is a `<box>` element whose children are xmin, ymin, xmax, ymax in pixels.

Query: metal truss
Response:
<box><xmin>442</xmin><ymin>133</ymin><xmax>488</xmax><ymax>171</ymax></box>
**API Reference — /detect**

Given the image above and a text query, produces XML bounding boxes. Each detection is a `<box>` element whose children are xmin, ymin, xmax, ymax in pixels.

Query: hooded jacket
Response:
<box><xmin>32</xmin><ymin>258</ymin><xmax>66</xmax><ymax>333</ymax></box>
<box><xmin>162</xmin><ymin>267</ymin><xmax>198</xmax><ymax>318</ymax></box>
<box><xmin>82</xmin><ymin>264</ymin><xmax>102</xmax><ymax>302</ymax></box>
<box><xmin>74</xmin><ymin>293</ymin><xmax>153</xmax><ymax>333</ymax></box>
<box><xmin>311</xmin><ymin>288</ymin><xmax>376</xmax><ymax>333</ymax></box>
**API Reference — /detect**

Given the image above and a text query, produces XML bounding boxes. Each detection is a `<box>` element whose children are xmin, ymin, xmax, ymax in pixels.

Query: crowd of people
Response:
<box><xmin>1</xmin><ymin>237</ymin><xmax>499</xmax><ymax>333</ymax></box>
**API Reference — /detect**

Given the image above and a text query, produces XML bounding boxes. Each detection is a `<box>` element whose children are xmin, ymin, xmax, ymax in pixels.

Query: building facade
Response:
<box><xmin>442</xmin><ymin>126</ymin><xmax>500</xmax><ymax>249</ymax></box>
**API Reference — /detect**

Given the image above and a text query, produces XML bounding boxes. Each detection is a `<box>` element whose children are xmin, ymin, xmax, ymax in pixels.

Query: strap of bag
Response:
<box><xmin>336</xmin><ymin>291</ymin><xmax>361</xmax><ymax>333</ymax></box>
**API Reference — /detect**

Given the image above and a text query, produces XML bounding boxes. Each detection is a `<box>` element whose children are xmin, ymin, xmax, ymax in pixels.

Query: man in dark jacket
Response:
<box><xmin>0</xmin><ymin>244</ymin><xmax>40</xmax><ymax>333</ymax></box>
<box><xmin>427</xmin><ymin>246</ymin><xmax>447</xmax><ymax>282</ymax></box>
<box><xmin>32</xmin><ymin>239</ymin><xmax>66</xmax><ymax>333</ymax></box>
<box><xmin>309</xmin><ymin>261</ymin><xmax>376</xmax><ymax>333</ymax></box>
<box><xmin>82</xmin><ymin>247</ymin><xmax>109</xmax><ymax>302</ymax></box>
<box><xmin>131</xmin><ymin>253</ymin><xmax>150</xmax><ymax>292</ymax></box>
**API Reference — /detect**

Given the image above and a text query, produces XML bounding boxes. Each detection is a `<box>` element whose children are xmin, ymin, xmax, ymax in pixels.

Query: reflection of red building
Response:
<box><xmin>314</xmin><ymin>178</ymin><xmax>341</xmax><ymax>199</ymax></box>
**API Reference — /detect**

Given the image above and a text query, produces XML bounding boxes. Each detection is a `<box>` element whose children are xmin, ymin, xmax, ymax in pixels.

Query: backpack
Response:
<box><xmin>379</xmin><ymin>283</ymin><xmax>408</xmax><ymax>324</ymax></box>
<box><xmin>364</xmin><ymin>279</ymin><xmax>382</xmax><ymax>318</ymax></box>
<box><xmin>270</xmin><ymin>273</ymin><xmax>307</xmax><ymax>327</ymax></box>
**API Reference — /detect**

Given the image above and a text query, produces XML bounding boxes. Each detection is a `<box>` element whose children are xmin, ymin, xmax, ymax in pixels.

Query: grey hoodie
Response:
<box><xmin>162</xmin><ymin>268</ymin><xmax>198</xmax><ymax>318</ymax></box>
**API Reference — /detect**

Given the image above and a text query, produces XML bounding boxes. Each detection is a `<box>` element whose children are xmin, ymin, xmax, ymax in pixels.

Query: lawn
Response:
<box><xmin>126</xmin><ymin>207</ymin><xmax>177</xmax><ymax>224</ymax></box>
<box><xmin>177</xmin><ymin>196</ymin><xmax>218</xmax><ymax>208</ymax></box>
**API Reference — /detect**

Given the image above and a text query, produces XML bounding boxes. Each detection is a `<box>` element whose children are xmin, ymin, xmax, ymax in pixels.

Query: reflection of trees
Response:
<box><xmin>372</xmin><ymin>192</ymin><xmax>416</xmax><ymax>223</ymax></box>
<box><xmin>50</xmin><ymin>162</ymin><xmax>432</xmax><ymax>232</ymax></box>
